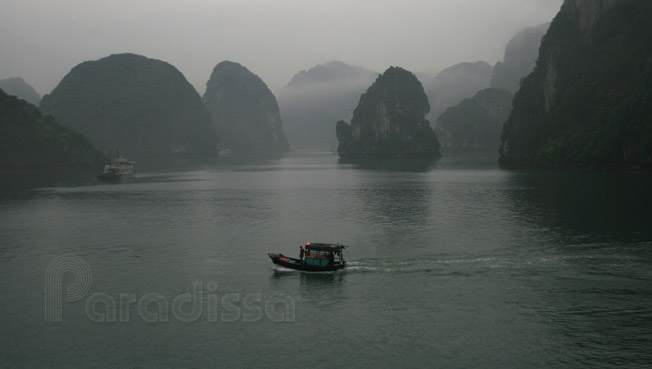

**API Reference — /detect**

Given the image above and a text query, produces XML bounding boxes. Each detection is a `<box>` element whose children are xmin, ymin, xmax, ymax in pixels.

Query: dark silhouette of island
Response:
<box><xmin>1</xmin><ymin>89</ymin><xmax>106</xmax><ymax>170</ymax></box>
<box><xmin>202</xmin><ymin>61</ymin><xmax>289</xmax><ymax>154</ymax></box>
<box><xmin>39</xmin><ymin>53</ymin><xmax>218</xmax><ymax>159</ymax></box>
<box><xmin>500</xmin><ymin>0</ymin><xmax>652</xmax><ymax>170</ymax></box>
<box><xmin>435</xmin><ymin>88</ymin><xmax>513</xmax><ymax>150</ymax></box>
<box><xmin>336</xmin><ymin>67</ymin><xmax>440</xmax><ymax>158</ymax></box>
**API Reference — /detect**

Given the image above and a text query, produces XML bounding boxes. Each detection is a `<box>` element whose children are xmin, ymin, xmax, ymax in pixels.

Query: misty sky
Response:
<box><xmin>1</xmin><ymin>0</ymin><xmax>562</xmax><ymax>96</ymax></box>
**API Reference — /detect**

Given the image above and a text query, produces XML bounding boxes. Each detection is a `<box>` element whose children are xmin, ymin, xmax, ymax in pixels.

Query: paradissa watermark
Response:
<box><xmin>45</xmin><ymin>255</ymin><xmax>295</xmax><ymax>323</ymax></box>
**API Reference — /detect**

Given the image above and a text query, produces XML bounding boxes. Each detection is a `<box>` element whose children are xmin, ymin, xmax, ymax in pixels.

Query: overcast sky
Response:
<box><xmin>0</xmin><ymin>0</ymin><xmax>562</xmax><ymax>96</ymax></box>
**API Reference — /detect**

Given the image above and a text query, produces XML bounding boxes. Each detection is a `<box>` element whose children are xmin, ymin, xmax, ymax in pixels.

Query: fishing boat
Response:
<box><xmin>268</xmin><ymin>242</ymin><xmax>347</xmax><ymax>272</ymax></box>
<box><xmin>97</xmin><ymin>156</ymin><xmax>136</xmax><ymax>181</ymax></box>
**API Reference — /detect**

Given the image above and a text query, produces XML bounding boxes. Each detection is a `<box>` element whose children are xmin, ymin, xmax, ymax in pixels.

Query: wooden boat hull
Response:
<box><xmin>268</xmin><ymin>253</ymin><xmax>345</xmax><ymax>272</ymax></box>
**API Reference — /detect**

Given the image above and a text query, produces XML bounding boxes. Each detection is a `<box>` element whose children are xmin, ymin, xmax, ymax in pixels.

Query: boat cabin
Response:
<box><xmin>304</xmin><ymin>242</ymin><xmax>346</xmax><ymax>267</ymax></box>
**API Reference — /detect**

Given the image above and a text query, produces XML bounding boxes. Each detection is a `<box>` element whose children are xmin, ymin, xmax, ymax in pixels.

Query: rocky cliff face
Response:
<box><xmin>435</xmin><ymin>88</ymin><xmax>513</xmax><ymax>149</ymax></box>
<box><xmin>203</xmin><ymin>61</ymin><xmax>289</xmax><ymax>153</ymax></box>
<box><xmin>1</xmin><ymin>89</ymin><xmax>106</xmax><ymax>169</ymax></box>
<box><xmin>0</xmin><ymin>77</ymin><xmax>41</xmax><ymax>105</ymax></box>
<box><xmin>336</xmin><ymin>67</ymin><xmax>440</xmax><ymax>158</ymax></box>
<box><xmin>570</xmin><ymin>0</ymin><xmax>619</xmax><ymax>34</ymax></box>
<box><xmin>490</xmin><ymin>23</ymin><xmax>549</xmax><ymax>93</ymax></box>
<box><xmin>277</xmin><ymin>61</ymin><xmax>377</xmax><ymax>150</ymax></box>
<box><xmin>40</xmin><ymin>53</ymin><xmax>218</xmax><ymax>159</ymax></box>
<box><xmin>500</xmin><ymin>0</ymin><xmax>652</xmax><ymax>170</ymax></box>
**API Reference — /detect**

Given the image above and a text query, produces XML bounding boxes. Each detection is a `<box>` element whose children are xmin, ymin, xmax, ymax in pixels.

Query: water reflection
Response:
<box><xmin>436</xmin><ymin>149</ymin><xmax>500</xmax><ymax>170</ymax></box>
<box><xmin>0</xmin><ymin>152</ymin><xmax>289</xmax><ymax>195</ymax></box>
<box><xmin>0</xmin><ymin>168</ymin><xmax>98</xmax><ymax>195</ymax></box>
<box><xmin>350</xmin><ymin>165</ymin><xmax>435</xmax><ymax>257</ymax></box>
<box><xmin>338</xmin><ymin>156</ymin><xmax>438</xmax><ymax>172</ymax></box>
<box><xmin>503</xmin><ymin>167</ymin><xmax>652</xmax><ymax>365</ymax></box>
<box><xmin>133</xmin><ymin>152</ymin><xmax>284</xmax><ymax>173</ymax></box>
<box><xmin>269</xmin><ymin>268</ymin><xmax>347</xmax><ymax>300</ymax></box>
<box><xmin>505</xmin><ymin>169</ymin><xmax>652</xmax><ymax>242</ymax></box>
<box><xmin>270</xmin><ymin>268</ymin><xmax>345</xmax><ymax>283</ymax></box>
<box><xmin>214</xmin><ymin>152</ymin><xmax>285</xmax><ymax>167</ymax></box>
<box><xmin>357</xmin><ymin>186</ymin><xmax>432</xmax><ymax>229</ymax></box>
<box><xmin>133</xmin><ymin>153</ymin><xmax>219</xmax><ymax>173</ymax></box>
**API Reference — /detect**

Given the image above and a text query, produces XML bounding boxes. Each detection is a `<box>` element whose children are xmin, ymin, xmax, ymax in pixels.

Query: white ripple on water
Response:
<box><xmin>345</xmin><ymin>257</ymin><xmax>502</xmax><ymax>275</ymax></box>
<box><xmin>344</xmin><ymin>251</ymin><xmax>652</xmax><ymax>278</ymax></box>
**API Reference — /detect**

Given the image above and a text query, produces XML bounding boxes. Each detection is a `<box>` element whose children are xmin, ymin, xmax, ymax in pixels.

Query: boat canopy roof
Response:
<box><xmin>305</xmin><ymin>242</ymin><xmax>346</xmax><ymax>252</ymax></box>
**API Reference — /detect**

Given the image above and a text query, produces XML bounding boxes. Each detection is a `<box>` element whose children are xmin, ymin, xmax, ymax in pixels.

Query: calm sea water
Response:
<box><xmin>1</xmin><ymin>151</ymin><xmax>652</xmax><ymax>368</ymax></box>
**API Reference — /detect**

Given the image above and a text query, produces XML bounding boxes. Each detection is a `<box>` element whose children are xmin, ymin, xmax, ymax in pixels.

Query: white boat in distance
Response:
<box><xmin>98</xmin><ymin>156</ymin><xmax>135</xmax><ymax>181</ymax></box>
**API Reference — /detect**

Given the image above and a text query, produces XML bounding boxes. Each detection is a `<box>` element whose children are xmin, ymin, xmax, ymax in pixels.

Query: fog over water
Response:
<box><xmin>0</xmin><ymin>0</ymin><xmax>561</xmax><ymax>95</ymax></box>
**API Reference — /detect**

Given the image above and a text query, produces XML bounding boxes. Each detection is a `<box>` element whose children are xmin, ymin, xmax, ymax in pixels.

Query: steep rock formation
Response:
<box><xmin>490</xmin><ymin>23</ymin><xmax>550</xmax><ymax>93</ymax></box>
<box><xmin>435</xmin><ymin>88</ymin><xmax>513</xmax><ymax>149</ymax></box>
<box><xmin>500</xmin><ymin>0</ymin><xmax>652</xmax><ymax>170</ymax></box>
<box><xmin>203</xmin><ymin>61</ymin><xmax>289</xmax><ymax>153</ymax></box>
<box><xmin>40</xmin><ymin>53</ymin><xmax>217</xmax><ymax>158</ymax></box>
<box><xmin>277</xmin><ymin>61</ymin><xmax>377</xmax><ymax>150</ymax></box>
<box><xmin>424</xmin><ymin>61</ymin><xmax>493</xmax><ymax>121</ymax></box>
<box><xmin>0</xmin><ymin>77</ymin><xmax>41</xmax><ymax>105</ymax></box>
<box><xmin>336</xmin><ymin>67</ymin><xmax>440</xmax><ymax>158</ymax></box>
<box><xmin>572</xmin><ymin>0</ymin><xmax>620</xmax><ymax>33</ymax></box>
<box><xmin>0</xmin><ymin>89</ymin><xmax>106</xmax><ymax>169</ymax></box>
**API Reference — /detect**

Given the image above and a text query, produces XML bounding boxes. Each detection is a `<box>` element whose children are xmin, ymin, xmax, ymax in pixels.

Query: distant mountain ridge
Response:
<box><xmin>0</xmin><ymin>77</ymin><xmax>41</xmax><ymax>105</ymax></box>
<box><xmin>424</xmin><ymin>61</ymin><xmax>493</xmax><ymax>122</ymax></box>
<box><xmin>286</xmin><ymin>61</ymin><xmax>376</xmax><ymax>87</ymax></box>
<box><xmin>490</xmin><ymin>23</ymin><xmax>550</xmax><ymax>93</ymax></box>
<box><xmin>39</xmin><ymin>53</ymin><xmax>218</xmax><ymax>159</ymax></box>
<box><xmin>203</xmin><ymin>61</ymin><xmax>289</xmax><ymax>153</ymax></box>
<box><xmin>277</xmin><ymin>61</ymin><xmax>378</xmax><ymax>150</ymax></box>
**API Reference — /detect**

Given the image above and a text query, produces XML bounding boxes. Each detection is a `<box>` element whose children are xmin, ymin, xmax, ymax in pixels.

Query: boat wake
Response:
<box><xmin>345</xmin><ymin>256</ymin><xmax>502</xmax><ymax>275</ymax></box>
<box><xmin>344</xmin><ymin>254</ymin><xmax>575</xmax><ymax>276</ymax></box>
<box><xmin>277</xmin><ymin>245</ymin><xmax>652</xmax><ymax>278</ymax></box>
<box><xmin>273</xmin><ymin>266</ymin><xmax>296</xmax><ymax>273</ymax></box>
